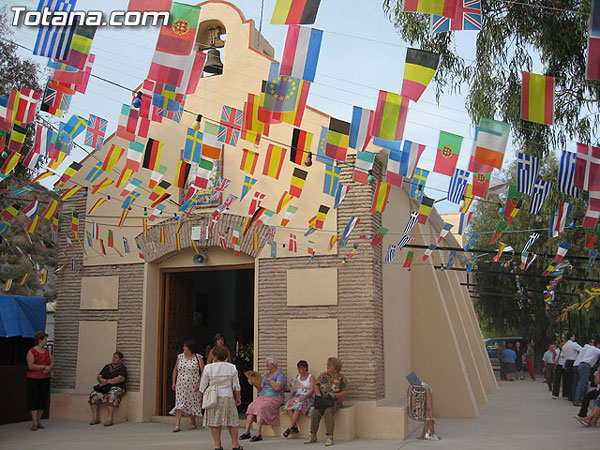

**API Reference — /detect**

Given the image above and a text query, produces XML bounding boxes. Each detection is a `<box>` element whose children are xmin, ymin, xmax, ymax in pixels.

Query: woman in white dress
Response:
<box><xmin>282</xmin><ymin>360</ymin><xmax>315</xmax><ymax>437</ymax></box>
<box><xmin>199</xmin><ymin>345</ymin><xmax>243</xmax><ymax>450</ymax></box>
<box><xmin>170</xmin><ymin>339</ymin><xmax>204</xmax><ymax>432</ymax></box>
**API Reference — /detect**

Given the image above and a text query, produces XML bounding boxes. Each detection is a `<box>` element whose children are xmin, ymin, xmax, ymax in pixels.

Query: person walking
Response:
<box><xmin>26</xmin><ymin>331</ymin><xmax>54</xmax><ymax>431</ymax></box>
<box><xmin>199</xmin><ymin>345</ymin><xmax>243</xmax><ymax>450</ymax></box>
<box><xmin>206</xmin><ymin>333</ymin><xmax>232</xmax><ymax>364</ymax></box>
<box><xmin>573</xmin><ymin>340</ymin><xmax>600</xmax><ymax>406</ymax></box>
<box><xmin>525</xmin><ymin>343</ymin><xmax>536</xmax><ymax>381</ymax></box>
<box><xmin>563</xmin><ymin>336</ymin><xmax>583</xmax><ymax>401</ymax></box>
<box><xmin>543</xmin><ymin>344</ymin><xmax>557</xmax><ymax>392</ymax></box>
<box><xmin>170</xmin><ymin>339</ymin><xmax>204</xmax><ymax>432</ymax></box>
<box><xmin>552</xmin><ymin>342</ymin><xmax>565</xmax><ymax>399</ymax></box>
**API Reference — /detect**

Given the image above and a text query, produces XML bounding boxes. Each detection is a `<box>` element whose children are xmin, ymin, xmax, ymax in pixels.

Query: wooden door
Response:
<box><xmin>159</xmin><ymin>272</ymin><xmax>195</xmax><ymax>415</ymax></box>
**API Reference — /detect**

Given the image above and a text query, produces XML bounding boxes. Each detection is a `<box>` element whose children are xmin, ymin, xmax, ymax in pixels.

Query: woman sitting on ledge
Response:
<box><xmin>305</xmin><ymin>357</ymin><xmax>348</xmax><ymax>447</ymax></box>
<box><xmin>88</xmin><ymin>351</ymin><xmax>127</xmax><ymax>427</ymax></box>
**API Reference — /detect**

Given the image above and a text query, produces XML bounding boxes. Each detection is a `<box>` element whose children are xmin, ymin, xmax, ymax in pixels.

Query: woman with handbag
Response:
<box><xmin>199</xmin><ymin>345</ymin><xmax>243</xmax><ymax>450</ymax></box>
<box><xmin>26</xmin><ymin>331</ymin><xmax>54</xmax><ymax>431</ymax></box>
<box><xmin>170</xmin><ymin>339</ymin><xmax>204</xmax><ymax>432</ymax></box>
<box><xmin>240</xmin><ymin>356</ymin><xmax>287</xmax><ymax>442</ymax></box>
<box><xmin>282</xmin><ymin>360</ymin><xmax>315</xmax><ymax>438</ymax></box>
<box><xmin>305</xmin><ymin>357</ymin><xmax>349</xmax><ymax>446</ymax></box>
<box><xmin>88</xmin><ymin>351</ymin><xmax>127</xmax><ymax>427</ymax></box>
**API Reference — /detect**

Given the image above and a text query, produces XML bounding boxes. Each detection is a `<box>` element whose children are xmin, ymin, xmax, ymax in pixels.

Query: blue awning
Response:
<box><xmin>0</xmin><ymin>295</ymin><xmax>47</xmax><ymax>338</ymax></box>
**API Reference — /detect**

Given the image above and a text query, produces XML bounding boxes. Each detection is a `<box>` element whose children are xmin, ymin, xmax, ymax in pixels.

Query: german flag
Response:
<box><xmin>290</xmin><ymin>128</ymin><xmax>313</xmax><ymax>166</ymax></box>
<box><xmin>370</xmin><ymin>181</ymin><xmax>391</xmax><ymax>213</ymax></box>
<box><xmin>58</xmin><ymin>161</ymin><xmax>82</xmax><ymax>186</ymax></box>
<box><xmin>173</xmin><ymin>160</ymin><xmax>190</xmax><ymax>188</ymax></box>
<box><xmin>521</xmin><ymin>71</ymin><xmax>554</xmax><ymax>125</ymax></box>
<box><xmin>143</xmin><ymin>138</ymin><xmax>164</xmax><ymax>171</ymax></box>
<box><xmin>262</xmin><ymin>144</ymin><xmax>287</xmax><ymax>179</ymax></box>
<box><xmin>271</xmin><ymin>0</ymin><xmax>322</xmax><ymax>24</ymax></box>
<box><xmin>417</xmin><ymin>196</ymin><xmax>434</xmax><ymax>224</ymax></box>
<box><xmin>290</xmin><ymin>168</ymin><xmax>308</xmax><ymax>198</ymax></box>
<box><xmin>401</xmin><ymin>48</ymin><xmax>440</xmax><ymax>102</ymax></box>
<box><xmin>241</xmin><ymin>148</ymin><xmax>259</xmax><ymax>175</ymax></box>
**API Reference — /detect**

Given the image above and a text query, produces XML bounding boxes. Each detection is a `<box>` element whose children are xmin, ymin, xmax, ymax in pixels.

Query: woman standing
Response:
<box><xmin>240</xmin><ymin>356</ymin><xmax>287</xmax><ymax>442</ymax></box>
<box><xmin>207</xmin><ymin>333</ymin><xmax>232</xmax><ymax>364</ymax></box>
<box><xmin>170</xmin><ymin>339</ymin><xmax>204</xmax><ymax>432</ymax></box>
<box><xmin>514</xmin><ymin>342</ymin><xmax>524</xmax><ymax>380</ymax></box>
<box><xmin>26</xmin><ymin>331</ymin><xmax>54</xmax><ymax>431</ymax></box>
<box><xmin>282</xmin><ymin>360</ymin><xmax>315</xmax><ymax>438</ymax></box>
<box><xmin>305</xmin><ymin>357</ymin><xmax>349</xmax><ymax>447</ymax></box>
<box><xmin>199</xmin><ymin>345</ymin><xmax>243</xmax><ymax>450</ymax></box>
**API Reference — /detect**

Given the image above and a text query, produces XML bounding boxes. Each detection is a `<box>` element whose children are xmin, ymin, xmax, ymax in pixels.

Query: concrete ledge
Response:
<box><xmin>51</xmin><ymin>393</ymin><xmax>129</xmax><ymax>424</ymax></box>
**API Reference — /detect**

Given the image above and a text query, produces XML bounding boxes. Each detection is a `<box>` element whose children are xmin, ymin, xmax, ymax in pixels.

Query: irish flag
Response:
<box><xmin>473</xmin><ymin>117</ymin><xmax>510</xmax><ymax>170</ymax></box>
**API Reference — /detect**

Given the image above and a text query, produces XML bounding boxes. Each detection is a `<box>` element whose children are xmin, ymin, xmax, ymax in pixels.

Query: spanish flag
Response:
<box><xmin>175</xmin><ymin>232</ymin><xmax>181</xmax><ymax>250</ymax></box>
<box><xmin>118</xmin><ymin>209</ymin><xmax>129</xmax><ymax>228</ymax></box>
<box><xmin>271</xmin><ymin>0</ymin><xmax>321</xmax><ymax>25</ymax></box>
<box><xmin>42</xmin><ymin>200</ymin><xmax>59</xmax><ymax>220</ymax></box>
<box><xmin>1</xmin><ymin>151</ymin><xmax>22</xmax><ymax>175</ymax></box>
<box><xmin>27</xmin><ymin>216</ymin><xmax>40</xmax><ymax>234</ymax></box>
<box><xmin>60</xmin><ymin>185</ymin><xmax>82</xmax><ymax>201</ymax></box>
<box><xmin>242</xmin><ymin>93</ymin><xmax>269</xmax><ymax>144</ymax></box>
<box><xmin>521</xmin><ymin>71</ymin><xmax>554</xmax><ymax>125</ymax></box>
<box><xmin>19</xmin><ymin>272</ymin><xmax>29</xmax><ymax>286</ymax></box>
<box><xmin>160</xmin><ymin>226</ymin><xmax>166</xmax><ymax>244</ymax></box>
<box><xmin>493</xmin><ymin>242</ymin><xmax>507</xmax><ymax>262</ymax></box>
<box><xmin>241</xmin><ymin>148</ymin><xmax>259</xmax><ymax>175</ymax></box>
<box><xmin>91</xmin><ymin>177</ymin><xmax>113</xmax><ymax>194</ymax></box>
<box><xmin>262</xmin><ymin>144</ymin><xmax>286</xmax><ymax>179</ymax></box>
<box><xmin>31</xmin><ymin>170</ymin><xmax>53</xmax><ymax>183</ymax></box>
<box><xmin>88</xmin><ymin>198</ymin><xmax>106</xmax><ymax>215</ymax></box>
<box><xmin>276</xmin><ymin>191</ymin><xmax>293</xmax><ymax>213</ymax></box>
<box><xmin>403</xmin><ymin>0</ymin><xmax>458</xmax><ymax>18</ymax></box>
<box><xmin>372</xmin><ymin>91</ymin><xmax>409</xmax><ymax>142</ymax></box>
<box><xmin>401</xmin><ymin>48</ymin><xmax>440</xmax><ymax>102</ymax></box>
<box><xmin>370</xmin><ymin>181</ymin><xmax>391</xmax><ymax>213</ymax></box>
<box><xmin>101</xmin><ymin>144</ymin><xmax>125</xmax><ymax>172</ymax></box>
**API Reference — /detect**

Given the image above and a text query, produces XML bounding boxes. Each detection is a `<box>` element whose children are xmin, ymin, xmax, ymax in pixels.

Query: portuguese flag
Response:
<box><xmin>433</xmin><ymin>130</ymin><xmax>462</xmax><ymax>176</ymax></box>
<box><xmin>156</xmin><ymin>2</ymin><xmax>201</xmax><ymax>55</ymax></box>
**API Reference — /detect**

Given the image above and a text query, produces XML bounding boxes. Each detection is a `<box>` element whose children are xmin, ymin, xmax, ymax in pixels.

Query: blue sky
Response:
<box><xmin>5</xmin><ymin>0</ymin><xmax>505</xmax><ymax>212</ymax></box>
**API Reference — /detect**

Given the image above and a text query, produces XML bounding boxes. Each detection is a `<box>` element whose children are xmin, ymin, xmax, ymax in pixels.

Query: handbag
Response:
<box><xmin>314</xmin><ymin>394</ymin><xmax>335</xmax><ymax>410</ymax></box>
<box><xmin>93</xmin><ymin>384</ymin><xmax>112</xmax><ymax>394</ymax></box>
<box><xmin>202</xmin><ymin>384</ymin><xmax>218</xmax><ymax>409</ymax></box>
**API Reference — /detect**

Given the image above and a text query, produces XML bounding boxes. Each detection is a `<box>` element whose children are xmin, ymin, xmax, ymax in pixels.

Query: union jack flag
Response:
<box><xmin>431</xmin><ymin>0</ymin><xmax>482</xmax><ymax>33</ymax></box>
<box><xmin>215</xmin><ymin>177</ymin><xmax>231</xmax><ymax>192</ymax></box>
<box><xmin>41</xmin><ymin>85</ymin><xmax>71</xmax><ymax>117</ymax></box>
<box><xmin>85</xmin><ymin>114</ymin><xmax>108</xmax><ymax>150</ymax></box>
<box><xmin>218</xmin><ymin>106</ymin><xmax>243</xmax><ymax>146</ymax></box>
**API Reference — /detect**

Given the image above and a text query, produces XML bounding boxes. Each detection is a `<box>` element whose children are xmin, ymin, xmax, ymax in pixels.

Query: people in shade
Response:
<box><xmin>88</xmin><ymin>351</ymin><xmax>127</xmax><ymax>427</ymax></box>
<box><xmin>572</xmin><ymin>339</ymin><xmax>600</xmax><ymax>406</ymax></box>
<box><xmin>575</xmin><ymin>394</ymin><xmax>600</xmax><ymax>427</ymax></box>
<box><xmin>552</xmin><ymin>341</ymin><xmax>565</xmax><ymax>399</ymax></box>
<box><xmin>170</xmin><ymin>339</ymin><xmax>204</xmax><ymax>432</ymax></box>
<box><xmin>200</xmin><ymin>345</ymin><xmax>243</xmax><ymax>450</ymax></box>
<box><xmin>305</xmin><ymin>357</ymin><xmax>349</xmax><ymax>447</ymax></box>
<box><xmin>525</xmin><ymin>343</ymin><xmax>536</xmax><ymax>381</ymax></box>
<box><xmin>561</xmin><ymin>335</ymin><xmax>582</xmax><ymax>401</ymax></box>
<box><xmin>576</xmin><ymin>367</ymin><xmax>599</xmax><ymax>420</ymax></box>
<box><xmin>207</xmin><ymin>333</ymin><xmax>233</xmax><ymax>364</ymax></box>
<box><xmin>282</xmin><ymin>360</ymin><xmax>315</xmax><ymax>438</ymax></box>
<box><xmin>498</xmin><ymin>341</ymin><xmax>506</xmax><ymax>381</ymax></box>
<box><xmin>504</xmin><ymin>343</ymin><xmax>516</xmax><ymax>381</ymax></box>
<box><xmin>240</xmin><ymin>356</ymin><xmax>287</xmax><ymax>442</ymax></box>
<box><xmin>514</xmin><ymin>341</ymin><xmax>524</xmax><ymax>380</ymax></box>
<box><xmin>542</xmin><ymin>344</ymin><xmax>558</xmax><ymax>392</ymax></box>
<box><xmin>26</xmin><ymin>331</ymin><xmax>54</xmax><ymax>431</ymax></box>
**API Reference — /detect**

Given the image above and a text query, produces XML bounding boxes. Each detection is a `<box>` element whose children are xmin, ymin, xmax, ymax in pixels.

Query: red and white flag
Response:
<box><xmin>248</xmin><ymin>191</ymin><xmax>265</xmax><ymax>215</ymax></box>
<box><xmin>219</xmin><ymin>231</ymin><xmax>227</xmax><ymax>250</ymax></box>
<box><xmin>574</xmin><ymin>142</ymin><xmax>600</xmax><ymax>191</ymax></box>
<box><xmin>289</xmin><ymin>233</ymin><xmax>297</xmax><ymax>252</ymax></box>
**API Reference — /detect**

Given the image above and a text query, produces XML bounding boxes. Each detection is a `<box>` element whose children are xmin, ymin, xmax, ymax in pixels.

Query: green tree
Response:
<box><xmin>382</xmin><ymin>0</ymin><xmax>600</xmax><ymax>156</ymax></box>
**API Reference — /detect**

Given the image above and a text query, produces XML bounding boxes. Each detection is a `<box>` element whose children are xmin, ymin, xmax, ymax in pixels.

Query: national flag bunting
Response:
<box><xmin>325</xmin><ymin>118</ymin><xmax>350</xmax><ymax>162</ymax></box>
<box><xmin>431</xmin><ymin>0</ymin><xmax>482</xmax><ymax>32</ymax></box>
<box><xmin>529</xmin><ymin>179</ymin><xmax>553</xmax><ymax>215</ymax></box>
<box><xmin>218</xmin><ymin>106</ymin><xmax>243</xmax><ymax>145</ymax></box>
<box><xmin>281</xmin><ymin>205</ymin><xmax>298</xmax><ymax>227</ymax></box>
<box><xmin>447</xmin><ymin>168</ymin><xmax>470</xmax><ymax>204</ymax></box>
<box><xmin>323</xmin><ymin>163</ymin><xmax>341</xmax><ymax>196</ymax></box>
<box><xmin>410</xmin><ymin>168</ymin><xmax>429</xmax><ymax>200</ymax></box>
<box><xmin>404</xmin><ymin>0</ymin><xmax>458</xmax><ymax>18</ymax></box>
<box><xmin>434</xmin><ymin>130</ymin><xmax>463</xmax><ymax>176</ymax></box>
<box><xmin>473</xmin><ymin>117</ymin><xmax>510</xmax><ymax>170</ymax></box>
<box><xmin>521</xmin><ymin>71</ymin><xmax>554</xmax><ymax>125</ymax></box>
<box><xmin>263</xmin><ymin>144</ymin><xmax>287</xmax><ymax>179</ymax></box>
<box><xmin>558</xmin><ymin>150</ymin><xmax>580</xmax><ymax>198</ymax></box>
<box><xmin>372</xmin><ymin>90</ymin><xmax>409</xmax><ymax>141</ymax></box>
<box><xmin>370</xmin><ymin>181</ymin><xmax>391</xmax><ymax>213</ymax></box>
<box><xmin>290</xmin><ymin>128</ymin><xmax>313</xmax><ymax>166</ymax></box>
<box><xmin>85</xmin><ymin>114</ymin><xmax>107</xmax><ymax>150</ymax></box>
<box><xmin>349</xmin><ymin>106</ymin><xmax>373</xmax><ymax>151</ymax></box>
<box><xmin>334</xmin><ymin>183</ymin><xmax>349</xmax><ymax>209</ymax></box>
<box><xmin>517</xmin><ymin>153</ymin><xmax>540</xmax><ymax>195</ymax></box>
<box><xmin>575</xmin><ymin>143</ymin><xmax>600</xmax><ymax>191</ymax></box>
<box><xmin>271</xmin><ymin>0</ymin><xmax>322</xmax><ymax>24</ymax></box>
<box><xmin>418</xmin><ymin>196</ymin><xmax>434</xmax><ymax>224</ymax></box>
<box><xmin>281</xmin><ymin>25</ymin><xmax>323</xmax><ymax>82</ymax></box>
<box><xmin>401</xmin><ymin>48</ymin><xmax>440</xmax><ymax>102</ymax></box>
<box><xmin>290</xmin><ymin>168</ymin><xmax>308</xmax><ymax>198</ymax></box>
<box><xmin>354</xmin><ymin>151</ymin><xmax>376</xmax><ymax>184</ymax></box>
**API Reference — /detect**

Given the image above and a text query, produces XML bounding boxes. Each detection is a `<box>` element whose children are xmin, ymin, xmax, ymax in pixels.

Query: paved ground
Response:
<box><xmin>1</xmin><ymin>380</ymin><xmax>598</xmax><ymax>450</ymax></box>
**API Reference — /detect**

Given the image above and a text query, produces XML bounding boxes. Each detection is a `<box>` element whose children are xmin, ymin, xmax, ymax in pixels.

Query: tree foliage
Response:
<box><xmin>383</xmin><ymin>0</ymin><xmax>600</xmax><ymax>157</ymax></box>
<box><xmin>468</xmin><ymin>158</ymin><xmax>600</xmax><ymax>349</ymax></box>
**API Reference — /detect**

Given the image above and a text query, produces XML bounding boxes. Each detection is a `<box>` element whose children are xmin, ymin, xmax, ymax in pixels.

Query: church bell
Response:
<box><xmin>204</xmin><ymin>48</ymin><xmax>223</xmax><ymax>75</ymax></box>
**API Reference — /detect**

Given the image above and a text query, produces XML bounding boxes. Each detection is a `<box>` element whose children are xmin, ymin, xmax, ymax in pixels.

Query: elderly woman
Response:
<box><xmin>200</xmin><ymin>345</ymin><xmax>243</xmax><ymax>450</ymax></box>
<box><xmin>88</xmin><ymin>351</ymin><xmax>127</xmax><ymax>427</ymax></box>
<box><xmin>170</xmin><ymin>339</ymin><xmax>204</xmax><ymax>432</ymax></box>
<box><xmin>305</xmin><ymin>357</ymin><xmax>349</xmax><ymax>446</ymax></box>
<box><xmin>282</xmin><ymin>360</ymin><xmax>315</xmax><ymax>438</ymax></box>
<box><xmin>26</xmin><ymin>331</ymin><xmax>54</xmax><ymax>431</ymax></box>
<box><xmin>240</xmin><ymin>356</ymin><xmax>287</xmax><ymax>442</ymax></box>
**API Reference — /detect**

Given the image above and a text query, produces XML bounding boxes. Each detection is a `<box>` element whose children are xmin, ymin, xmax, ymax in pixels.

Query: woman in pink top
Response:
<box><xmin>26</xmin><ymin>331</ymin><xmax>54</xmax><ymax>431</ymax></box>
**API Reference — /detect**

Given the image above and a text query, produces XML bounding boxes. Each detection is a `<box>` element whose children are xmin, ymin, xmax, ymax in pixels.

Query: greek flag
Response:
<box><xmin>404</xmin><ymin>211</ymin><xmax>419</xmax><ymax>234</ymax></box>
<box><xmin>447</xmin><ymin>251</ymin><xmax>457</xmax><ymax>269</ymax></box>
<box><xmin>522</xmin><ymin>232</ymin><xmax>540</xmax><ymax>253</ymax></box>
<box><xmin>447</xmin><ymin>169</ymin><xmax>470</xmax><ymax>204</ymax></box>
<box><xmin>528</xmin><ymin>179</ymin><xmax>553</xmax><ymax>215</ymax></box>
<box><xmin>558</xmin><ymin>150</ymin><xmax>580</xmax><ymax>198</ymax></box>
<box><xmin>517</xmin><ymin>153</ymin><xmax>540</xmax><ymax>195</ymax></box>
<box><xmin>397</xmin><ymin>235</ymin><xmax>412</xmax><ymax>250</ymax></box>
<box><xmin>464</xmin><ymin>232</ymin><xmax>480</xmax><ymax>252</ymax></box>
<box><xmin>33</xmin><ymin>0</ymin><xmax>77</xmax><ymax>60</ymax></box>
<box><xmin>385</xmin><ymin>244</ymin><xmax>396</xmax><ymax>263</ymax></box>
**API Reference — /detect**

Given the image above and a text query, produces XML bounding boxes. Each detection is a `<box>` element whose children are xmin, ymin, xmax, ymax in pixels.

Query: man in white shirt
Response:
<box><xmin>573</xmin><ymin>339</ymin><xmax>600</xmax><ymax>405</ymax></box>
<box><xmin>543</xmin><ymin>345</ymin><xmax>557</xmax><ymax>392</ymax></box>
<box><xmin>562</xmin><ymin>335</ymin><xmax>582</xmax><ymax>401</ymax></box>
